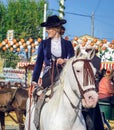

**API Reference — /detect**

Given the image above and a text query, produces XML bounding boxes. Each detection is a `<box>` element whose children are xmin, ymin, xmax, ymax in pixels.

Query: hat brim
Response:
<box><xmin>41</xmin><ymin>19</ymin><xmax>66</xmax><ymax>27</ymax></box>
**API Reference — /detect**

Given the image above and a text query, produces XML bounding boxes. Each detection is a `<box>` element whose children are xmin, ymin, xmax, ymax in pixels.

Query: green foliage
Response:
<box><xmin>0</xmin><ymin>0</ymin><xmax>53</xmax><ymax>67</ymax></box>
<box><xmin>1</xmin><ymin>50</ymin><xmax>20</xmax><ymax>68</ymax></box>
<box><xmin>0</xmin><ymin>0</ymin><xmax>47</xmax><ymax>41</ymax></box>
<box><xmin>0</xmin><ymin>1</ymin><xmax>6</xmax><ymax>40</ymax></box>
<box><xmin>0</xmin><ymin>0</ymin><xmax>49</xmax><ymax>67</ymax></box>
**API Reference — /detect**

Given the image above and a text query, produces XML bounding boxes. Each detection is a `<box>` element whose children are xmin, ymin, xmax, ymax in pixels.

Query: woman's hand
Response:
<box><xmin>56</xmin><ymin>58</ymin><xmax>67</xmax><ymax>65</ymax></box>
<box><xmin>38</xmin><ymin>78</ymin><xmax>42</xmax><ymax>86</ymax></box>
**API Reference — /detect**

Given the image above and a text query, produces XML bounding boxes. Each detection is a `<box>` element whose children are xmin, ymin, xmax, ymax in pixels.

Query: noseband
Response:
<box><xmin>72</xmin><ymin>59</ymin><xmax>96</xmax><ymax>98</ymax></box>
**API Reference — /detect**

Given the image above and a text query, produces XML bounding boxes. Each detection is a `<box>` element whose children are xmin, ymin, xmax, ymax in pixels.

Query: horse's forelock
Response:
<box><xmin>83</xmin><ymin>61</ymin><xmax>95</xmax><ymax>86</ymax></box>
<box><xmin>60</xmin><ymin>58</ymin><xmax>74</xmax><ymax>82</ymax></box>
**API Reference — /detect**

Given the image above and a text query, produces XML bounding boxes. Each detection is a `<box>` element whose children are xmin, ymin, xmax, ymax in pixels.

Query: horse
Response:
<box><xmin>0</xmin><ymin>83</ymin><xmax>28</xmax><ymax>130</ymax></box>
<box><xmin>25</xmin><ymin>46</ymin><xmax>98</xmax><ymax>130</ymax></box>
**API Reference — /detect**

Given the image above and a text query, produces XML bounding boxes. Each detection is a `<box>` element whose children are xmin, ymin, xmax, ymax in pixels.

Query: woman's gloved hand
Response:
<box><xmin>56</xmin><ymin>58</ymin><xmax>67</xmax><ymax>65</ymax></box>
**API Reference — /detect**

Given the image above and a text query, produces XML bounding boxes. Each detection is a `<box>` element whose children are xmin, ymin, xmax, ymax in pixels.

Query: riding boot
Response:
<box><xmin>33</xmin><ymin>93</ymin><xmax>45</xmax><ymax>130</ymax></box>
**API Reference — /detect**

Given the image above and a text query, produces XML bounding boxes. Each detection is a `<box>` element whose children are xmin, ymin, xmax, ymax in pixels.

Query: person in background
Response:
<box><xmin>110</xmin><ymin>69</ymin><xmax>114</xmax><ymax>86</ymax></box>
<box><xmin>99</xmin><ymin>69</ymin><xmax>114</xmax><ymax>103</ymax></box>
<box><xmin>64</xmin><ymin>36</ymin><xmax>69</xmax><ymax>40</ymax></box>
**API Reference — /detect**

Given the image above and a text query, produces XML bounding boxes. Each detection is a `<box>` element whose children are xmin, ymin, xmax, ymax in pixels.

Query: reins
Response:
<box><xmin>50</xmin><ymin>60</ymin><xmax>55</xmax><ymax>97</ymax></box>
<box><xmin>49</xmin><ymin>56</ymin><xmax>63</xmax><ymax>97</ymax></box>
<box><xmin>63</xmin><ymin>90</ymin><xmax>81</xmax><ymax>110</ymax></box>
<box><xmin>63</xmin><ymin>90</ymin><xmax>82</xmax><ymax>121</ymax></box>
<box><xmin>28</xmin><ymin>84</ymin><xmax>34</xmax><ymax>130</ymax></box>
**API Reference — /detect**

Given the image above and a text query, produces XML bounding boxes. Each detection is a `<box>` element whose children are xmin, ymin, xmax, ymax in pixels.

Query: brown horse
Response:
<box><xmin>0</xmin><ymin>83</ymin><xmax>28</xmax><ymax>130</ymax></box>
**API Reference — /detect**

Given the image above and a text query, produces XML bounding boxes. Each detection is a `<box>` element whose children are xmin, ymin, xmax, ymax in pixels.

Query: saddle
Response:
<box><xmin>33</xmin><ymin>87</ymin><xmax>51</xmax><ymax>102</ymax></box>
<box><xmin>33</xmin><ymin>87</ymin><xmax>52</xmax><ymax>129</ymax></box>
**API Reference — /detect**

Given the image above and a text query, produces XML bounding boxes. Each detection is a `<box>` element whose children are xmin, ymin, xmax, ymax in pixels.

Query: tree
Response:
<box><xmin>0</xmin><ymin>1</ymin><xmax>6</xmax><ymax>40</ymax></box>
<box><xmin>0</xmin><ymin>0</ymin><xmax>49</xmax><ymax>67</ymax></box>
<box><xmin>0</xmin><ymin>0</ymin><xmax>48</xmax><ymax>41</ymax></box>
<box><xmin>0</xmin><ymin>50</ymin><xmax>20</xmax><ymax>68</ymax></box>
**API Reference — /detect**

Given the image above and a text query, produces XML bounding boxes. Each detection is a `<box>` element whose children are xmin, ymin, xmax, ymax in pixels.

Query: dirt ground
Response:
<box><xmin>2</xmin><ymin>112</ymin><xmax>114</xmax><ymax>130</ymax></box>
<box><xmin>4</xmin><ymin>112</ymin><xmax>22</xmax><ymax>130</ymax></box>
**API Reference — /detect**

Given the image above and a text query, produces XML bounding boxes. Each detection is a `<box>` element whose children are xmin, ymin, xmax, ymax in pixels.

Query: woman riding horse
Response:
<box><xmin>25</xmin><ymin>15</ymin><xmax>74</xmax><ymax>130</ymax></box>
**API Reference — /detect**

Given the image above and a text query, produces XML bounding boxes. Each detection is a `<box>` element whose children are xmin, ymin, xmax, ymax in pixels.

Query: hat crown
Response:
<box><xmin>47</xmin><ymin>15</ymin><xmax>61</xmax><ymax>23</ymax></box>
<box><xmin>41</xmin><ymin>15</ymin><xmax>66</xmax><ymax>27</ymax></box>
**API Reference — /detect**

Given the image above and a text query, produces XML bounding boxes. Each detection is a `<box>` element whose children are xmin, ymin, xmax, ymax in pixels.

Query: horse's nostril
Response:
<box><xmin>89</xmin><ymin>96</ymin><xmax>91</xmax><ymax>99</ymax></box>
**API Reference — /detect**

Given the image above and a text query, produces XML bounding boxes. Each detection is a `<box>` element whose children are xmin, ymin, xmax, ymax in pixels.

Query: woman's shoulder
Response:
<box><xmin>42</xmin><ymin>38</ymin><xmax>51</xmax><ymax>43</ymax></box>
<box><xmin>61</xmin><ymin>38</ymin><xmax>72</xmax><ymax>45</ymax></box>
<box><xmin>39</xmin><ymin>38</ymin><xmax>51</xmax><ymax>47</ymax></box>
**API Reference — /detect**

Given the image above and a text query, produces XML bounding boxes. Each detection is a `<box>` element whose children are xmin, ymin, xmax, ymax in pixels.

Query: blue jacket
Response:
<box><xmin>32</xmin><ymin>38</ymin><xmax>74</xmax><ymax>83</ymax></box>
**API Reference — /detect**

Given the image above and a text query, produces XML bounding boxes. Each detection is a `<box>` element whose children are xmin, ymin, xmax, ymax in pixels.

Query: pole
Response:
<box><xmin>43</xmin><ymin>3</ymin><xmax>47</xmax><ymax>40</ymax></box>
<box><xmin>91</xmin><ymin>12</ymin><xmax>94</xmax><ymax>37</ymax></box>
<box><xmin>59</xmin><ymin>0</ymin><xmax>65</xmax><ymax>18</ymax></box>
<box><xmin>25</xmin><ymin>67</ymin><xmax>28</xmax><ymax>87</ymax></box>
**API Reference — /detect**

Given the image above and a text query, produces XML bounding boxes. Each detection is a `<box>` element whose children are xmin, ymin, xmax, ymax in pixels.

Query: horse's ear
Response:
<box><xmin>86</xmin><ymin>48</ymin><xmax>95</xmax><ymax>60</ymax></box>
<box><xmin>75</xmin><ymin>45</ymin><xmax>81</xmax><ymax>57</ymax></box>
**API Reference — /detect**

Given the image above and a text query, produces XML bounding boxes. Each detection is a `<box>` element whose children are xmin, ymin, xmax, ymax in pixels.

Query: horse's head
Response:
<box><xmin>62</xmin><ymin>45</ymin><xmax>98</xmax><ymax>109</ymax></box>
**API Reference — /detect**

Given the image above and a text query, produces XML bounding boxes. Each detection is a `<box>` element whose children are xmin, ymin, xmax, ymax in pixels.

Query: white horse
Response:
<box><xmin>25</xmin><ymin>46</ymin><xmax>98</xmax><ymax>130</ymax></box>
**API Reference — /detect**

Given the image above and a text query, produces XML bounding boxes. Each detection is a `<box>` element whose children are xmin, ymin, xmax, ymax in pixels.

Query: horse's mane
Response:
<box><xmin>60</xmin><ymin>57</ymin><xmax>74</xmax><ymax>84</ymax></box>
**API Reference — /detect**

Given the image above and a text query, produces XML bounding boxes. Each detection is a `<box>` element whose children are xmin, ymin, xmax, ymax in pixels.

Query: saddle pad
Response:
<box><xmin>36</xmin><ymin>88</ymin><xmax>51</xmax><ymax>96</ymax></box>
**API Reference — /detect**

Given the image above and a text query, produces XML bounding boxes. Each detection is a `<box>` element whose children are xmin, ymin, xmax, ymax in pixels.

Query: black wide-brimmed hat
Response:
<box><xmin>40</xmin><ymin>15</ymin><xmax>67</xmax><ymax>27</ymax></box>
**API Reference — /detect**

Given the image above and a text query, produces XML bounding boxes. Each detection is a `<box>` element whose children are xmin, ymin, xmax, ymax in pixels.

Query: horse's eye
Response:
<box><xmin>76</xmin><ymin>70</ymin><xmax>80</xmax><ymax>73</ymax></box>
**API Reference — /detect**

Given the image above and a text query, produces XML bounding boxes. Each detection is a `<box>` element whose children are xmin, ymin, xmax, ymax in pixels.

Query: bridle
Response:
<box><xmin>72</xmin><ymin>59</ymin><xmax>96</xmax><ymax>99</ymax></box>
<box><xmin>63</xmin><ymin>59</ymin><xmax>96</xmax><ymax>107</ymax></box>
<box><xmin>63</xmin><ymin>58</ymin><xmax>96</xmax><ymax>121</ymax></box>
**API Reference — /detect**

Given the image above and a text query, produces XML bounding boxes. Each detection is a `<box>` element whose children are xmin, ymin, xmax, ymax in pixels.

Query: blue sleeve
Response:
<box><xmin>32</xmin><ymin>42</ymin><xmax>44</xmax><ymax>83</ymax></box>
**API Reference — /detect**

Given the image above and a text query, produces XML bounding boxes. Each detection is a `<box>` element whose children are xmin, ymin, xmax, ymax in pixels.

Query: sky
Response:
<box><xmin>2</xmin><ymin>0</ymin><xmax>114</xmax><ymax>42</ymax></box>
<box><xmin>47</xmin><ymin>0</ymin><xmax>114</xmax><ymax>42</ymax></box>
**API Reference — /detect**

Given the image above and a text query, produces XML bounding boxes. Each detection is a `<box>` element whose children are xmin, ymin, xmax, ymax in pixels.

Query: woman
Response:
<box><xmin>99</xmin><ymin>69</ymin><xmax>114</xmax><ymax>102</ymax></box>
<box><xmin>32</xmin><ymin>15</ymin><xmax>74</xmax><ymax>88</ymax></box>
<box><xmin>99</xmin><ymin>70</ymin><xmax>114</xmax><ymax>103</ymax></box>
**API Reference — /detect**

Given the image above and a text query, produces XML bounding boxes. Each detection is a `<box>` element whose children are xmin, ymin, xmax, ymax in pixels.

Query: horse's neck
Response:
<box><xmin>56</xmin><ymin>63</ymin><xmax>81</xmax><ymax>111</ymax></box>
<box><xmin>50</xmin><ymin>84</ymin><xmax>82</xmax><ymax>124</ymax></box>
<box><xmin>63</xmin><ymin>79</ymin><xmax>81</xmax><ymax>108</ymax></box>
